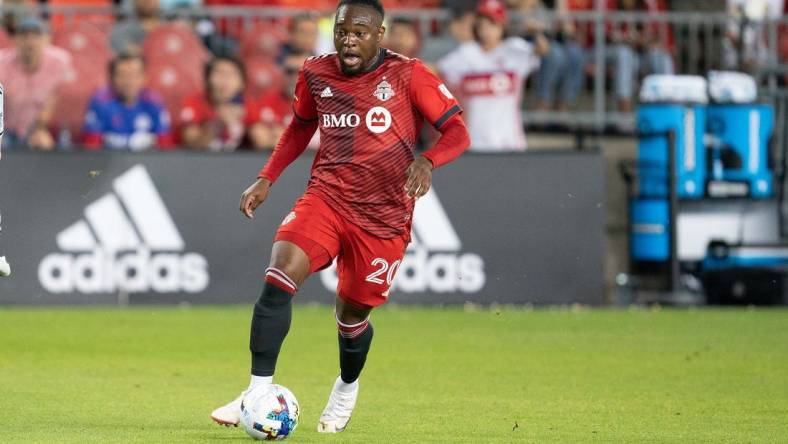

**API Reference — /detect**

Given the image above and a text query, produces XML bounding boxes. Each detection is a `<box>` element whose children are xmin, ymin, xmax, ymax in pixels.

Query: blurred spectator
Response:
<box><xmin>724</xmin><ymin>0</ymin><xmax>784</xmax><ymax>73</ymax></box>
<box><xmin>385</xmin><ymin>18</ymin><xmax>420</xmax><ymax>58</ymax></box>
<box><xmin>607</xmin><ymin>0</ymin><xmax>674</xmax><ymax>111</ymax></box>
<box><xmin>438</xmin><ymin>0</ymin><xmax>547</xmax><ymax>151</ymax></box>
<box><xmin>420</xmin><ymin>6</ymin><xmax>476</xmax><ymax>63</ymax></box>
<box><xmin>249</xmin><ymin>51</ymin><xmax>310</xmax><ymax>150</ymax></box>
<box><xmin>179</xmin><ymin>56</ymin><xmax>261</xmax><ymax>150</ymax></box>
<box><xmin>510</xmin><ymin>0</ymin><xmax>587</xmax><ymax>111</ymax></box>
<box><xmin>83</xmin><ymin>54</ymin><xmax>173</xmax><ymax>150</ymax></box>
<box><xmin>0</xmin><ymin>16</ymin><xmax>74</xmax><ymax>150</ymax></box>
<box><xmin>111</xmin><ymin>0</ymin><xmax>163</xmax><ymax>55</ymax></box>
<box><xmin>278</xmin><ymin>14</ymin><xmax>319</xmax><ymax>64</ymax></box>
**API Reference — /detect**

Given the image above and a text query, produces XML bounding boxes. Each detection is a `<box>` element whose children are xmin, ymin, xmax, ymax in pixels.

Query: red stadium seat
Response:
<box><xmin>143</xmin><ymin>25</ymin><xmax>209</xmax><ymax>73</ymax></box>
<box><xmin>51</xmin><ymin>62</ymin><xmax>108</xmax><ymax>145</ymax></box>
<box><xmin>52</xmin><ymin>22</ymin><xmax>111</xmax><ymax>68</ymax></box>
<box><xmin>245</xmin><ymin>57</ymin><xmax>284</xmax><ymax>98</ymax></box>
<box><xmin>145</xmin><ymin>61</ymin><xmax>203</xmax><ymax>124</ymax></box>
<box><xmin>239</xmin><ymin>22</ymin><xmax>288</xmax><ymax>61</ymax></box>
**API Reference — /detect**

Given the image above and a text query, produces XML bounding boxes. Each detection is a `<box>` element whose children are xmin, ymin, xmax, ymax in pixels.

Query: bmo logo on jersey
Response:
<box><xmin>321</xmin><ymin>113</ymin><xmax>361</xmax><ymax>129</ymax></box>
<box><xmin>365</xmin><ymin>107</ymin><xmax>392</xmax><ymax>134</ymax></box>
<box><xmin>320</xmin><ymin>107</ymin><xmax>392</xmax><ymax>134</ymax></box>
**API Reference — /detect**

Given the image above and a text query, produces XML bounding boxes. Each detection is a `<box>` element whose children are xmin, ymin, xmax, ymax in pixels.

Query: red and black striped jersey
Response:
<box><xmin>285</xmin><ymin>48</ymin><xmax>461</xmax><ymax>238</ymax></box>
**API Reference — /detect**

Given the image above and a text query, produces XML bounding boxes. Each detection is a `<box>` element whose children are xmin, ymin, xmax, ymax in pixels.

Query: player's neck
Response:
<box><xmin>355</xmin><ymin>48</ymin><xmax>386</xmax><ymax>76</ymax></box>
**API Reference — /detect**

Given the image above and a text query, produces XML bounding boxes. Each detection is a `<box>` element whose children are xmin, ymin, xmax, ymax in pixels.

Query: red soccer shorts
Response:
<box><xmin>274</xmin><ymin>192</ymin><xmax>409</xmax><ymax>309</ymax></box>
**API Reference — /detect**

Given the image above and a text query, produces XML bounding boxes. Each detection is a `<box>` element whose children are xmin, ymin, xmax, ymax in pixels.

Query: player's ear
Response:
<box><xmin>377</xmin><ymin>25</ymin><xmax>385</xmax><ymax>43</ymax></box>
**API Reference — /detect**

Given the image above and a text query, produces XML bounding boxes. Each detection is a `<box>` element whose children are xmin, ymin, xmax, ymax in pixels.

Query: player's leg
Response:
<box><xmin>317</xmin><ymin>226</ymin><xmax>408</xmax><ymax>433</ymax></box>
<box><xmin>317</xmin><ymin>297</ymin><xmax>374</xmax><ymax>433</ymax></box>
<box><xmin>212</xmin><ymin>195</ymin><xmax>340</xmax><ymax>427</ymax></box>
<box><xmin>249</xmin><ymin>241</ymin><xmax>311</xmax><ymax>385</ymax></box>
<box><xmin>211</xmin><ymin>241</ymin><xmax>312</xmax><ymax>427</ymax></box>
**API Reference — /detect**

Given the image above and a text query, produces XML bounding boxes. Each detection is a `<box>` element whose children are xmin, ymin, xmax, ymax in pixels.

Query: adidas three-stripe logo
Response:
<box><xmin>39</xmin><ymin>165</ymin><xmax>210</xmax><ymax>294</ymax></box>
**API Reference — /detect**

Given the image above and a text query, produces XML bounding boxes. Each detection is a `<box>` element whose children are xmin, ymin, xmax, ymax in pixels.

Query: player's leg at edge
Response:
<box><xmin>210</xmin><ymin>241</ymin><xmax>310</xmax><ymax>427</ymax></box>
<box><xmin>317</xmin><ymin>296</ymin><xmax>373</xmax><ymax>433</ymax></box>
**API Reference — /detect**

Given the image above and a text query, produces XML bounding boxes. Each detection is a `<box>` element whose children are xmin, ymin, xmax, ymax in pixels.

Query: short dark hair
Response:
<box><xmin>109</xmin><ymin>53</ymin><xmax>145</xmax><ymax>77</ymax></box>
<box><xmin>337</xmin><ymin>0</ymin><xmax>385</xmax><ymax>21</ymax></box>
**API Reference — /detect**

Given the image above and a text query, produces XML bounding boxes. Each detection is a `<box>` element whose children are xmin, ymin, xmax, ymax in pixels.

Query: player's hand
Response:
<box><xmin>239</xmin><ymin>178</ymin><xmax>272</xmax><ymax>219</ymax></box>
<box><xmin>404</xmin><ymin>156</ymin><xmax>433</xmax><ymax>199</ymax></box>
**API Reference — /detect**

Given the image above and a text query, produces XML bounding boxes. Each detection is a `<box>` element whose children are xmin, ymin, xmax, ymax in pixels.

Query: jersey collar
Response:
<box><xmin>362</xmin><ymin>47</ymin><xmax>387</xmax><ymax>74</ymax></box>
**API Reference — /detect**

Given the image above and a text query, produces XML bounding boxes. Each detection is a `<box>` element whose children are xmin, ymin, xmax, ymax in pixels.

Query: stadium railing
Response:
<box><xmin>1</xmin><ymin>4</ymin><xmax>786</xmax><ymax>136</ymax></box>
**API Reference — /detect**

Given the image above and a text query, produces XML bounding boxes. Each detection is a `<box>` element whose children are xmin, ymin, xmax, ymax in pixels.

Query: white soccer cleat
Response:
<box><xmin>317</xmin><ymin>376</ymin><xmax>358</xmax><ymax>433</ymax></box>
<box><xmin>0</xmin><ymin>256</ymin><xmax>10</xmax><ymax>277</ymax></box>
<box><xmin>210</xmin><ymin>391</ymin><xmax>245</xmax><ymax>427</ymax></box>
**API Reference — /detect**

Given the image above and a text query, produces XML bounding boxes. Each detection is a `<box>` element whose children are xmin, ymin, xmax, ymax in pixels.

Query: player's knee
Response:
<box><xmin>269</xmin><ymin>244</ymin><xmax>310</xmax><ymax>286</ymax></box>
<box><xmin>336</xmin><ymin>312</ymin><xmax>373</xmax><ymax>340</ymax></box>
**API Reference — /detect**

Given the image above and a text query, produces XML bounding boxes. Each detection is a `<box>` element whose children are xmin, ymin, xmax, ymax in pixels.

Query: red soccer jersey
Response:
<box><xmin>264</xmin><ymin>49</ymin><xmax>461</xmax><ymax>238</ymax></box>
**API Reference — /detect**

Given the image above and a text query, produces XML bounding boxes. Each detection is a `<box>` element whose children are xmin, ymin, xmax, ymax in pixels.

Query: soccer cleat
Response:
<box><xmin>0</xmin><ymin>256</ymin><xmax>9</xmax><ymax>277</ymax></box>
<box><xmin>317</xmin><ymin>376</ymin><xmax>358</xmax><ymax>433</ymax></box>
<box><xmin>210</xmin><ymin>391</ymin><xmax>246</xmax><ymax>427</ymax></box>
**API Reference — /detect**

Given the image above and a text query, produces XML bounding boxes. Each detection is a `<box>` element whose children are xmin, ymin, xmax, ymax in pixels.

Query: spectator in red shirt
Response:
<box><xmin>179</xmin><ymin>56</ymin><xmax>262</xmax><ymax>151</ymax></box>
<box><xmin>249</xmin><ymin>51</ymin><xmax>311</xmax><ymax>150</ymax></box>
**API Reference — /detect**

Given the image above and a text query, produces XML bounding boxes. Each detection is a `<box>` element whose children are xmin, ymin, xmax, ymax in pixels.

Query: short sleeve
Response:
<box><xmin>507</xmin><ymin>37</ymin><xmax>540</xmax><ymax>77</ymax></box>
<box><xmin>410</xmin><ymin>60</ymin><xmax>462</xmax><ymax>129</ymax></box>
<box><xmin>292</xmin><ymin>67</ymin><xmax>318</xmax><ymax>122</ymax></box>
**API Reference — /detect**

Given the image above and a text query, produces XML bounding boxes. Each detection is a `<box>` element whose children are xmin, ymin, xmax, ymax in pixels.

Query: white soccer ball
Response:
<box><xmin>240</xmin><ymin>384</ymin><xmax>300</xmax><ymax>441</ymax></box>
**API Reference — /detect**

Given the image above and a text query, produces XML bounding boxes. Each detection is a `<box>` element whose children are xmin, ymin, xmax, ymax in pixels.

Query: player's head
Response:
<box><xmin>334</xmin><ymin>0</ymin><xmax>386</xmax><ymax>76</ymax></box>
<box><xmin>474</xmin><ymin>0</ymin><xmax>507</xmax><ymax>49</ymax></box>
<box><xmin>109</xmin><ymin>53</ymin><xmax>146</xmax><ymax>104</ymax></box>
<box><xmin>205</xmin><ymin>55</ymin><xmax>246</xmax><ymax>104</ymax></box>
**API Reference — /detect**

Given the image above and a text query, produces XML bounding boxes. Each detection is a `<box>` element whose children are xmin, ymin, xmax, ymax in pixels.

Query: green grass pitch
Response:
<box><xmin>1</xmin><ymin>305</ymin><xmax>787</xmax><ymax>443</ymax></box>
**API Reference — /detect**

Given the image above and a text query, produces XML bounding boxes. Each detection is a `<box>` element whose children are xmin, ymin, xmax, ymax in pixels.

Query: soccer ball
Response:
<box><xmin>240</xmin><ymin>384</ymin><xmax>299</xmax><ymax>440</ymax></box>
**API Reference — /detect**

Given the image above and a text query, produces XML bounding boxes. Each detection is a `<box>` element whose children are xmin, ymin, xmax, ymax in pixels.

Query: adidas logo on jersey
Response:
<box><xmin>320</xmin><ymin>188</ymin><xmax>485</xmax><ymax>294</ymax></box>
<box><xmin>320</xmin><ymin>87</ymin><xmax>333</xmax><ymax>98</ymax></box>
<box><xmin>38</xmin><ymin>165</ymin><xmax>209</xmax><ymax>294</ymax></box>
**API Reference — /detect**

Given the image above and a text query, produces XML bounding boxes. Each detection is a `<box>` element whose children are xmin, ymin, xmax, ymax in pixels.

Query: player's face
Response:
<box><xmin>208</xmin><ymin>60</ymin><xmax>244</xmax><ymax>103</ymax></box>
<box><xmin>334</xmin><ymin>5</ymin><xmax>385</xmax><ymax>76</ymax></box>
<box><xmin>112</xmin><ymin>59</ymin><xmax>146</xmax><ymax>103</ymax></box>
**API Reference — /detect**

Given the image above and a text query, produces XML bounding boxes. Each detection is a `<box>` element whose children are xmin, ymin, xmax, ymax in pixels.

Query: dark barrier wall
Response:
<box><xmin>0</xmin><ymin>151</ymin><xmax>605</xmax><ymax>305</ymax></box>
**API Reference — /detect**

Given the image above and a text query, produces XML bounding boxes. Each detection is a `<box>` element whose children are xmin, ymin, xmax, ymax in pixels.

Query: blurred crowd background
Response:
<box><xmin>0</xmin><ymin>0</ymin><xmax>786</xmax><ymax>152</ymax></box>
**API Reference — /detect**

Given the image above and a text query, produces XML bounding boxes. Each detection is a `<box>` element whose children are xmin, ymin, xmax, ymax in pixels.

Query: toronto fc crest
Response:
<box><xmin>373</xmin><ymin>78</ymin><xmax>395</xmax><ymax>102</ymax></box>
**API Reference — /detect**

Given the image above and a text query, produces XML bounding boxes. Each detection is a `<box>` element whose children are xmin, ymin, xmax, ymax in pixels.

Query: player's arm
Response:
<box><xmin>405</xmin><ymin>60</ymin><xmax>471</xmax><ymax>199</ymax></box>
<box><xmin>239</xmin><ymin>68</ymin><xmax>318</xmax><ymax>219</ymax></box>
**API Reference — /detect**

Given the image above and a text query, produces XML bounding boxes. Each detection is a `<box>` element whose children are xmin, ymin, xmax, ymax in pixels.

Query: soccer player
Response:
<box><xmin>210</xmin><ymin>0</ymin><xmax>470</xmax><ymax>434</ymax></box>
